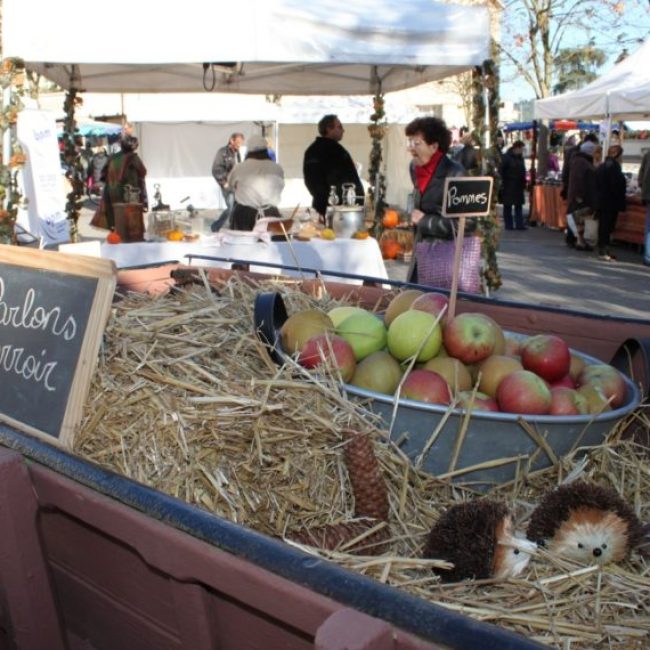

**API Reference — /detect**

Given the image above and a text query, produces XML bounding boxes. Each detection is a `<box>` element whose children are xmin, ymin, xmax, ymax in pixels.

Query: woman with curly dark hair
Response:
<box><xmin>404</xmin><ymin>116</ymin><xmax>478</xmax><ymax>286</ymax></box>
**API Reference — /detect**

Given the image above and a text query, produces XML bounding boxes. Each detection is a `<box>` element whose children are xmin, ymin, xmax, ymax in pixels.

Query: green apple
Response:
<box><xmin>387</xmin><ymin>310</ymin><xmax>442</xmax><ymax>362</ymax></box>
<box><xmin>327</xmin><ymin>305</ymin><xmax>367</xmax><ymax>328</ymax></box>
<box><xmin>350</xmin><ymin>350</ymin><xmax>403</xmax><ymax>394</ymax></box>
<box><xmin>336</xmin><ymin>311</ymin><xmax>387</xmax><ymax>361</ymax></box>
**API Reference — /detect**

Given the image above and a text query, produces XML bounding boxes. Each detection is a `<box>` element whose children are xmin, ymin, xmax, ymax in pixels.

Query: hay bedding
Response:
<box><xmin>75</xmin><ymin>273</ymin><xmax>650</xmax><ymax>648</ymax></box>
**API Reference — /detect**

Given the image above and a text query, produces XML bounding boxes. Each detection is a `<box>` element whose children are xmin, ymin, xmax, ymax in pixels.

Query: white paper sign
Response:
<box><xmin>16</xmin><ymin>109</ymin><xmax>70</xmax><ymax>245</ymax></box>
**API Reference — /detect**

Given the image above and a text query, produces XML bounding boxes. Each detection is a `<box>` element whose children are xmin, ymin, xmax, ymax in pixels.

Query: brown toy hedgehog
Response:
<box><xmin>527</xmin><ymin>481</ymin><xmax>644</xmax><ymax>565</ymax></box>
<box><xmin>423</xmin><ymin>500</ymin><xmax>536</xmax><ymax>583</ymax></box>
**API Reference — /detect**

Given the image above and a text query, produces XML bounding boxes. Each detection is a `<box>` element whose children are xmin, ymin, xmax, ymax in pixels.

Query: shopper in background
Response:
<box><xmin>638</xmin><ymin>147</ymin><xmax>650</xmax><ymax>267</ymax></box>
<box><xmin>595</xmin><ymin>145</ymin><xmax>627</xmax><ymax>261</ymax></box>
<box><xmin>500</xmin><ymin>140</ymin><xmax>528</xmax><ymax>230</ymax></box>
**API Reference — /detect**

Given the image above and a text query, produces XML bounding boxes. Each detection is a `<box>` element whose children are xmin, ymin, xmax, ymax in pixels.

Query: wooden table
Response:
<box><xmin>612</xmin><ymin>194</ymin><xmax>646</xmax><ymax>246</ymax></box>
<box><xmin>530</xmin><ymin>184</ymin><xmax>567</xmax><ymax>230</ymax></box>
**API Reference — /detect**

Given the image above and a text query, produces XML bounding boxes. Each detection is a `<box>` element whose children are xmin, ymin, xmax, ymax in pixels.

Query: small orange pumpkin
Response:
<box><xmin>382</xmin><ymin>209</ymin><xmax>399</xmax><ymax>229</ymax></box>
<box><xmin>106</xmin><ymin>230</ymin><xmax>122</xmax><ymax>244</ymax></box>
<box><xmin>166</xmin><ymin>229</ymin><xmax>184</xmax><ymax>241</ymax></box>
<box><xmin>381</xmin><ymin>238</ymin><xmax>401</xmax><ymax>260</ymax></box>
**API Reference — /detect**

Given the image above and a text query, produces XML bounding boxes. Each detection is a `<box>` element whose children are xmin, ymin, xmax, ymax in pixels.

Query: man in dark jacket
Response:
<box><xmin>303</xmin><ymin>115</ymin><xmax>363</xmax><ymax>217</ymax></box>
<box><xmin>566</xmin><ymin>140</ymin><xmax>599</xmax><ymax>250</ymax></box>
<box><xmin>211</xmin><ymin>132</ymin><xmax>244</xmax><ymax>230</ymax></box>
<box><xmin>499</xmin><ymin>140</ymin><xmax>527</xmax><ymax>230</ymax></box>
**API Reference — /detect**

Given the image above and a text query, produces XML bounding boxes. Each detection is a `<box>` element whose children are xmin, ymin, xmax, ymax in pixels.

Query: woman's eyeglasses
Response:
<box><xmin>406</xmin><ymin>138</ymin><xmax>426</xmax><ymax>148</ymax></box>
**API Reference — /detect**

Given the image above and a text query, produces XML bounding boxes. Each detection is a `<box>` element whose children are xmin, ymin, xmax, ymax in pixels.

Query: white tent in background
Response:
<box><xmin>3</xmin><ymin>0</ymin><xmax>489</xmax><ymax>95</ymax></box>
<box><xmin>534</xmin><ymin>40</ymin><xmax>650</xmax><ymax>120</ymax></box>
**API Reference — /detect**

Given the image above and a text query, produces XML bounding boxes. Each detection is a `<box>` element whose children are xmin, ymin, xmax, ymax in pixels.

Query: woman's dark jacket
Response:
<box><xmin>596</xmin><ymin>157</ymin><xmax>627</xmax><ymax>215</ymax></box>
<box><xmin>499</xmin><ymin>148</ymin><xmax>526</xmax><ymax>206</ymax></box>
<box><xmin>567</xmin><ymin>151</ymin><xmax>597</xmax><ymax>214</ymax></box>
<box><xmin>406</xmin><ymin>155</ymin><xmax>476</xmax><ymax>283</ymax></box>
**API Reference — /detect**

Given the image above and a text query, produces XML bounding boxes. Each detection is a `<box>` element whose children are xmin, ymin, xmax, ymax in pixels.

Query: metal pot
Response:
<box><xmin>331</xmin><ymin>206</ymin><xmax>365</xmax><ymax>238</ymax></box>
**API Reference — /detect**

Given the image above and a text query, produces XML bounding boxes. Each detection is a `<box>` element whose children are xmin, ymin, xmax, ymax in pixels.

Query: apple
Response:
<box><xmin>577</xmin><ymin>364</ymin><xmax>627</xmax><ymax>409</ymax></box>
<box><xmin>521</xmin><ymin>334</ymin><xmax>571</xmax><ymax>382</ymax></box>
<box><xmin>384</xmin><ymin>289</ymin><xmax>423</xmax><ymax>327</ymax></box>
<box><xmin>401</xmin><ymin>369</ymin><xmax>452</xmax><ymax>405</ymax></box>
<box><xmin>569</xmin><ymin>353</ymin><xmax>587</xmax><ymax>382</ymax></box>
<box><xmin>457</xmin><ymin>390</ymin><xmax>500</xmax><ymax>412</ymax></box>
<box><xmin>576</xmin><ymin>383</ymin><xmax>612</xmax><ymax>415</ymax></box>
<box><xmin>443</xmin><ymin>313</ymin><xmax>498</xmax><ymax>364</ymax></box>
<box><xmin>281</xmin><ymin>309</ymin><xmax>333</xmax><ymax>354</ymax></box>
<box><xmin>504</xmin><ymin>335</ymin><xmax>524</xmax><ymax>357</ymax></box>
<box><xmin>387</xmin><ymin>310</ymin><xmax>442</xmax><ymax>362</ymax></box>
<box><xmin>496</xmin><ymin>370</ymin><xmax>552</xmax><ymax>415</ymax></box>
<box><xmin>550</xmin><ymin>374</ymin><xmax>575</xmax><ymax>389</ymax></box>
<box><xmin>478</xmin><ymin>314</ymin><xmax>506</xmax><ymax>355</ymax></box>
<box><xmin>350</xmin><ymin>350</ymin><xmax>403</xmax><ymax>395</ymax></box>
<box><xmin>337</xmin><ymin>311</ymin><xmax>387</xmax><ymax>361</ymax></box>
<box><xmin>477</xmin><ymin>354</ymin><xmax>524</xmax><ymax>397</ymax></box>
<box><xmin>550</xmin><ymin>387</ymin><xmax>588</xmax><ymax>416</ymax></box>
<box><xmin>422</xmin><ymin>356</ymin><xmax>472</xmax><ymax>393</ymax></box>
<box><xmin>327</xmin><ymin>305</ymin><xmax>367</xmax><ymax>328</ymax></box>
<box><xmin>410</xmin><ymin>292</ymin><xmax>449</xmax><ymax>324</ymax></box>
<box><xmin>298</xmin><ymin>334</ymin><xmax>356</xmax><ymax>382</ymax></box>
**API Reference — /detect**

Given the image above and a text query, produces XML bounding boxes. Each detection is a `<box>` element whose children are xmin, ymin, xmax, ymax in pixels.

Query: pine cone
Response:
<box><xmin>343</xmin><ymin>430</ymin><xmax>390</xmax><ymax>521</ymax></box>
<box><xmin>289</xmin><ymin>521</ymin><xmax>390</xmax><ymax>556</ymax></box>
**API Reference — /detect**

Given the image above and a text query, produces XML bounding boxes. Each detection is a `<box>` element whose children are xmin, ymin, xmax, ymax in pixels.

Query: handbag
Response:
<box><xmin>415</xmin><ymin>236</ymin><xmax>482</xmax><ymax>293</ymax></box>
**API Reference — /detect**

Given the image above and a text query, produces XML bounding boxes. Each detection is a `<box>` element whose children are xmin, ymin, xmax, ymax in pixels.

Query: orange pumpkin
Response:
<box><xmin>382</xmin><ymin>209</ymin><xmax>399</xmax><ymax>229</ymax></box>
<box><xmin>166</xmin><ymin>229</ymin><xmax>185</xmax><ymax>241</ymax></box>
<box><xmin>381</xmin><ymin>239</ymin><xmax>401</xmax><ymax>260</ymax></box>
<box><xmin>106</xmin><ymin>230</ymin><xmax>122</xmax><ymax>244</ymax></box>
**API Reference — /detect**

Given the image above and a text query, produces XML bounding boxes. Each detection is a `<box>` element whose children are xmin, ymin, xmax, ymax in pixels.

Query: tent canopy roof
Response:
<box><xmin>534</xmin><ymin>39</ymin><xmax>650</xmax><ymax>120</ymax></box>
<box><xmin>3</xmin><ymin>0</ymin><xmax>489</xmax><ymax>95</ymax></box>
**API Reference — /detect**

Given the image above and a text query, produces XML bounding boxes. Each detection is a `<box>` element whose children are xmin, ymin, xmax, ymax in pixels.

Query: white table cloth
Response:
<box><xmin>60</xmin><ymin>236</ymin><xmax>388</xmax><ymax>284</ymax></box>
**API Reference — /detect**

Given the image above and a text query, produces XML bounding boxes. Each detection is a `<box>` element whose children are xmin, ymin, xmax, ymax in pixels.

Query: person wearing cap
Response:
<box><xmin>227</xmin><ymin>134</ymin><xmax>285</xmax><ymax>231</ymax></box>
<box><xmin>565</xmin><ymin>139</ymin><xmax>599</xmax><ymax>250</ymax></box>
<box><xmin>302</xmin><ymin>114</ymin><xmax>363</xmax><ymax>218</ymax></box>
<box><xmin>499</xmin><ymin>140</ymin><xmax>527</xmax><ymax>230</ymax></box>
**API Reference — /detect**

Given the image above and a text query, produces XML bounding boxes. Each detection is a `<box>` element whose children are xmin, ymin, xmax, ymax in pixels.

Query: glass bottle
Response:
<box><xmin>327</xmin><ymin>185</ymin><xmax>339</xmax><ymax>206</ymax></box>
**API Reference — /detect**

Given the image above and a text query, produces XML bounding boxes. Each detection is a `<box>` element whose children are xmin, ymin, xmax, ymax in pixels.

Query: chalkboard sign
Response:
<box><xmin>442</xmin><ymin>176</ymin><xmax>493</xmax><ymax>218</ymax></box>
<box><xmin>0</xmin><ymin>246</ymin><xmax>115</xmax><ymax>447</ymax></box>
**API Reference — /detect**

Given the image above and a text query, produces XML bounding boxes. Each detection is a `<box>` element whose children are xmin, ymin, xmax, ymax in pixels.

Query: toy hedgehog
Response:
<box><xmin>423</xmin><ymin>500</ymin><xmax>536</xmax><ymax>583</ymax></box>
<box><xmin>526</xmin><ymin>481</ymin><xmax>644</xmax><ymax>565</ymax></box>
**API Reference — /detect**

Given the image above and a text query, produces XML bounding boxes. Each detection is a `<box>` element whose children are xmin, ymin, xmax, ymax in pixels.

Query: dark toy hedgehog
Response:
<box><xmin>527</xmin><ymin>481</ymin><xmax>644</xmax><ymax>565</ymax></box>
<box><xmin>423</xmin><ymin>500</ymin><xmax>535</xmax><ymax>583</ymax></box>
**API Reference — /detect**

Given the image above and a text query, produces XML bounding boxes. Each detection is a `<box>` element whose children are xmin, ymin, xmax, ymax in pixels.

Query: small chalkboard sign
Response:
<box><xmin>0</xmin><ymin>246</ymin><xmax>115</xmax><ymax>447</ymax></box>
<box><xmin>442</xmin><ymin>176</ymin><xmax>493</xmax><ymax>218</ymax></box>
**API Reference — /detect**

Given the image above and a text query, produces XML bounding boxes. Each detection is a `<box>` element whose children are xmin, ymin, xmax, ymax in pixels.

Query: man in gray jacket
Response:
<box><xmin>211</xmin><ymin>132</ymin><xmax>244</xmax><ymax>230</ymax></box>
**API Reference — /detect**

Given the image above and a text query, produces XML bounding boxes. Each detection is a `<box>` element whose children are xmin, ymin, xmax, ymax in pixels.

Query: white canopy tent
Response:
<box><xmin>3</xmin><ymin>0</ymin><xmax>489</xmax><ymax>95</ymax></box>
<box><xmin>534</xmin><ymin>39</ymin><xmax>650</xmax><ymax>121</ymax></box>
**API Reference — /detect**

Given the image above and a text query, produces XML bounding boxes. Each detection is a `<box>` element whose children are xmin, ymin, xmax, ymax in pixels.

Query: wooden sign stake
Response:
<box><xmin>447</xmin><ymin>216</ymin><xmax>466</xmax><ymax>321</ymax></box>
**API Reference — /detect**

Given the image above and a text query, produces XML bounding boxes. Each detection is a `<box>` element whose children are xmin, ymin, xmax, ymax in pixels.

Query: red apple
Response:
<box><xmin>422</xmin><ymin>356</ymin><xmax>472</xmax><ymax>393</ymax></box>
<box><xmin>457</xmin><ymin>390</ymin><xmax>500</xmax><ymax>412</ymax></box>
<box><xmin>521</xmin><ymin>334</ymin><xmax>571</xmax><ymax>382</ymax></box>
<box><xmin>478</xmin><ymin>314</ymin><xmax>506</xmax><ymax>355</ymax></box>
<box><xmin>410</xmin><ymin>292</ymin><xmax>449</xmax><ymax>324</ymax></box>
<box><xmin>496</xmin><ymin>370</ymin><xmax>552</xmax><ymax>415</ymax></box>
<box><xmin>577</xmin><ymin>364</ymin><xmax>627</xmax><ymax>409</ymax></box>
<box><xmin>401</xmin><ymin>369</ymin><xmax>452</xmax><ymax>405</ymax></box>
<box><xmin>550</xmin><ymin>374</ymin><xmax>575</xmax><ymax>389</ymax></box>
<box><xmin>478</xmin><ymin>354</ymin><xmax>524</xmax><ymax>397</ymax></box>
<box><xmin>443</xmin><ymin>313</ymin><xmax>498</xmax><ymax>364</ymax></box>
<box><xmin>550</xmin><ymin>387</ymin><xmax>588</xmax><ymax>416</ymax></box>
<box><xmin>298</xmin><ymin>334</ymin><xmax>356</xmax><ymax>383</ymax></box>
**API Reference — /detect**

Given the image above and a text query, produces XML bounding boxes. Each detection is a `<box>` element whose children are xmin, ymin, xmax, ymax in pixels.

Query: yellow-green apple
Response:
<box><xmin>387</xmin><ymin>310</ymin><xmax>442</xmax><ymax>362</ymax></box>
<box><xmin>350</xmin><ymin>350</ymin><xmax>402</xmax><ymax>394</ymax></box>
<box><xmin>410</xmin><ymin>292</ymin><xmax>449</xmax><ymax>324</ymax></box>
<box><xmin>577</xmin><ymin>364</ymin><xmax>627</xmax><ymax>409</ymax></box>
<box><xmin>384</xmin><ymin>289</ymin><xmax>423</xmax><ymax>326</ymax></box>
<box><xmin>550</xmin><ymin>387</ymin><xmax>589</xmax><ymax>416</ymax></box>
<box><xmin>281</xmin><ymin>309</ymin><xmax>333</xmax><ymax>354</ymax></box>
<box><xmin>443</xmin><ymin>312</ymin><xmax>498</xmax><ymax>364</ymax></box>
<box><xmin>336</xmin><ymin>311</ymin><xmax>387</xmax><ymax>361</ymax></box>
<box><xmin>401</xmin><ymin>369</ymin><xmax>452</xmax><ymax>405</ymax></box>
<box><xmin>478</xmin><ymin>354</ymin><xmax>524</xmax><ymax>397</ymax></box>
<box><xmin>457</xmin><ymin>390</ymin><xmax>500</xmax><ymax>412</ymax></box>
<box><xmin>496</xmin><ymin>370</ymin><xmax>552</xmax><ymax>415</ymax></box>
<box><xmin>298</xmin><ymin>334</ymin><xmax>356</xmax><ymax>382</ymax></box>
<box><xmin>422</xmin><ymin>356</ymin><xmax>472</xmax><ymax>393</ymax></box>
<box><xmin>569</xmin><ymin>353</ymin><xmax>587</xmax><ymax>382</ymax></box>
<box><xmin>327</xmin><ymin>305</ymin><xmax>367</xmax><ymax>328</ymax></box>
<box><xmin>576</xmin><ymin>383</ymin><xmax>612</xmax><ymax>415</ymax></box>
<box><xmin>521</xmin><ymin>334</ymin><xmax>571</xmax><ymax>382</ymax></box>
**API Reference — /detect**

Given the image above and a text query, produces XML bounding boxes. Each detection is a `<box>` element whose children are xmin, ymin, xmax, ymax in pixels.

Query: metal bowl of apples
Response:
<box><xmin>255</xmin><ymin>291</ymin><xmax>641</xmax><ymax>490</ymax></box>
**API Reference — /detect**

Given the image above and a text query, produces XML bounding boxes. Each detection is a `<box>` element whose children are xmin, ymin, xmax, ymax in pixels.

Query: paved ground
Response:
<box><xmin>76</xmin><ymin>202</ymin><xmax>649</xmax><ymax>320</ymax></box>
<box><xmin>385</xmin><ymin>222</ymin><xmax>650</xmax><ymax>320</ymax></box>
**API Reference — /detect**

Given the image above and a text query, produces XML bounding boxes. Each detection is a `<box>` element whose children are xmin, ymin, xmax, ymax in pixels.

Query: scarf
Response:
<box><xmin>414</xmin><ymin>150</ymin><xmax>443</xmax><ymax>194</ymax></box>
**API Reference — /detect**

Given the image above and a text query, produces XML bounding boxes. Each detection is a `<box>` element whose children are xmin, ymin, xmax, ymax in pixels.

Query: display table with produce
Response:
<box><xmin>60</xmin><ymin>235</ymin><xmax>389</xmax><ymax>284</ymax></box>
<box><xmin>530</xmin><ymin>183</ymin><xmax>567</xmax><ymax>229</ymax></box>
